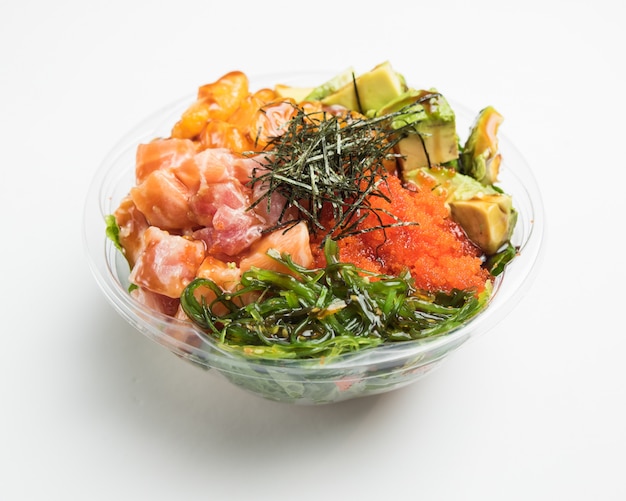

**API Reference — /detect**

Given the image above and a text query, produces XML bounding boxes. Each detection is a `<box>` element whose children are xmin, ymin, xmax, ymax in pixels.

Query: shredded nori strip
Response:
<box><xmin>246</xmin><ymin>103</ymin><xmax>434</xmax><ymax>242</ymax></box>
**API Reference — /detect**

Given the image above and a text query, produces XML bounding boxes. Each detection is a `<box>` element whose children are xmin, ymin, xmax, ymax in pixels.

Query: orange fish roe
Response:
<box><xmin>311</xmin><ymin>174</ymin><xmax>491</xmax><ymax>294</ymax></box>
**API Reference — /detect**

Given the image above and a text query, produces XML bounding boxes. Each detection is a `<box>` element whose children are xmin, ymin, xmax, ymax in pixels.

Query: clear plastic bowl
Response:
<box><xmin>83</xmin><ymin>72</ymin><xmax>544</xmax><ymax>404</ymax></box>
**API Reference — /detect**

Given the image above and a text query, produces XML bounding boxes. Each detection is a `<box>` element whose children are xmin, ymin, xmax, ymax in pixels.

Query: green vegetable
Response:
<box><xmin>304</xmin><ymin>67</ymin><xmax>356</xmax><ymax>101</ymax></box>
<box><xmin>459</xmin><ymin>106</ymin><xmax>504</xmax><ymax>185</ymax></box>
<box><xmin>319</xmin><ymin>61</ymin><xmax>406</xmax><ymax>114</ymax></box>
<box><xmin>378</xmin><ymin>88</ymin><xmax>459</xmax><ymax>171</ymax></box>
<box><xmin>485</xmin><ymin>242</ymin><xmax>518</xmax><ymax>276</ymax></box>
<box><xmin>404</xmin><ymin>166</ymin><xmax>517</xmax><ymax>256</ymax></box>
<box><xmin>180</xmin><ymin>239</ymin><xmax>489</xmax><ymax>360</ymax></box>
<box><xmin>105</xmin><ymin>215</ymin><xmax>124</xmax><ymax>253</ymax></box>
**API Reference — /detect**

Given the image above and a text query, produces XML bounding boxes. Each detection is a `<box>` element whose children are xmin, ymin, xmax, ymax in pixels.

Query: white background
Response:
<box><xmin>2</xmin><ymin>1</ymin><xmax>625</xmax><ymax>499</ymax></box>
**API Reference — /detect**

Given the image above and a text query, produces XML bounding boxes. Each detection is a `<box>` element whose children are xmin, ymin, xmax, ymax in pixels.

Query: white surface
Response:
<box><xmin>1</xmin><ymin>1</ymin><xmax>624</xmax><ymax>499</ymax></box>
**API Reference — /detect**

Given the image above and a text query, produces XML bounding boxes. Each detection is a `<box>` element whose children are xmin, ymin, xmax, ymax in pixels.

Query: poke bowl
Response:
<box><xmin>83</xmin><ymin>64</ymin><xmax>544</xmax><ymax>404</ymax></box>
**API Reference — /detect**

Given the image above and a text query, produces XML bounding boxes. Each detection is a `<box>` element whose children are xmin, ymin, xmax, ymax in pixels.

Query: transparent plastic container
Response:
<box><xmin>83</xmin><ymin>72</ymin><xmax>544</xmax><ymax>404</ymax></box>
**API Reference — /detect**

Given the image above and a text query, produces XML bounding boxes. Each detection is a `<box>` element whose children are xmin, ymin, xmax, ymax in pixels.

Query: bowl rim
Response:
<box><xmin>82</xmin><ymin>70</ymin><xmax>546</xmax><ymax>373</ymax></box>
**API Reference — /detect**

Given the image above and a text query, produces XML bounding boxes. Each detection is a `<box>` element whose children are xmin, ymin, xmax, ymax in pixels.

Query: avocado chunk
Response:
<box><xmin>320</xmin><ymin>61</ymin><xmax>406</xmax><ymax>114</ymax></box>
<box><xmin>460</xmin><ymin>106</ymin><xmax>504</xmax><ymax>185</ymax></box>
<box><xmin>449</xmin><ymin>195</ymin><xmax>515</xmax><ymax>255</ymax></box>
<box><xmin>404</xmin><ymin>166</ymin><xmax>516</xmax><ymax>255</ymax></box>
<box><xmin>303</xmin><ymin>67</ymin><xmax>356</xmax><ymax>102</ymax></box>
<box><xmin>274</xmin><ymin>84</ymin><xmax>314</xmax><ymax>103</ymax></box>
<box><xmin>378</xmin><ymin>89</ymin><xmax>459</xmax><ymax>172</ymax></box>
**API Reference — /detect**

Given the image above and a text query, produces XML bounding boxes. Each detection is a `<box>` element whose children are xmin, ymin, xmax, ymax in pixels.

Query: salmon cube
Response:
<box><xmin>130</xmin><ymin>227</ymin><xmax>205</xmax><ymax>298</ymax></box>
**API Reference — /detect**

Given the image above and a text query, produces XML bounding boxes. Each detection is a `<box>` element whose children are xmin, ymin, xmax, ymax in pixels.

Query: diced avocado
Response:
<box><xmin>304</xmin><ymin>67</ymin><xmax>356</xmax><ymax>102</ymax></box>
<box><xmin>404</xmin><ymin>166</ymin><xmax>516</xmax><ymax>255</ymax></box>
<box><xmin>274</xmin><ymin>84</ymin><xmax>315</xmax><ymax>103</ymax></box>
<box><xmin>460</xmin><ymin>106</ymin><xmax>504</xmax><ymax>185</ymax></box>
<box><xmin>320</xmin><ymin>61</ymin><xmax>406</xmax><ymax>114</ymax></box>
<box><xmin>379</xmin><ymin>89</ymin><xmax>459</xmax><ymax>171</ymax></box>
<box><xmin>449</xmin><ymin>195</ymin><xmax>515</xmax><ymax>255</ymax></box>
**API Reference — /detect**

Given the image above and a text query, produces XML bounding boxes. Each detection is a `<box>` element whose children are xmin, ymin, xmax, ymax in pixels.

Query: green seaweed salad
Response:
<box><xmin>180</xmin><ymin>239</ymin><xmax>492</xmax><ymax>360</ymax></box>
